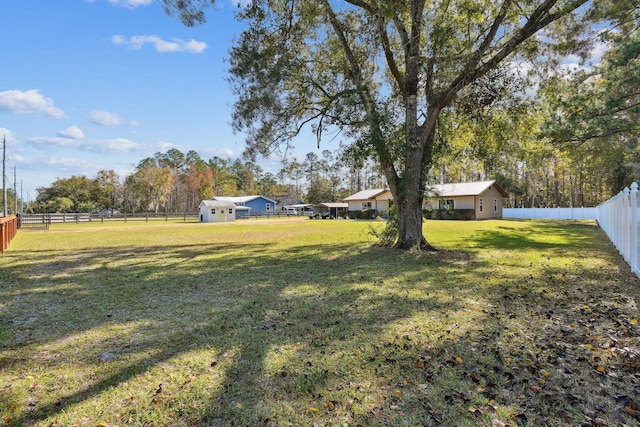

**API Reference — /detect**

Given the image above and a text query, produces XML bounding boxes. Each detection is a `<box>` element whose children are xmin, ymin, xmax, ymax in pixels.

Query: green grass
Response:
<box><xmin>1</xmin><ymin>218</ymin><xmax>639</xmax><ymax>426</ymax></box>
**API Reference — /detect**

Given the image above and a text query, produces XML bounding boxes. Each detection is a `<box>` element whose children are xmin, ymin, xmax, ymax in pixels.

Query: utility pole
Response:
<box><xmin>2</xmin><ymin>130</ymin><xmax>7</xmax><ymax>217</ymax></box>
<box><xmin>14</xmin><ymin>165</ymin><xmax>18</xmax><ymax>214</ymax></box>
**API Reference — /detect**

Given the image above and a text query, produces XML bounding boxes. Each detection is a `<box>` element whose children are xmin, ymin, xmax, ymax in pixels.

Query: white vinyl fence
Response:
<box><xmin>503</xmin><ymin>207</ymin><xmax>598</xmax><ymax>220</ymax></box>
<box><xmin>597</xmin><ymin>182</ymin><xmax>639</xmax><ymax>278</ymax></box>
<box><xmin>503</xmin><ymin>182</ymin><xmax>640</xmax><ymax>279</ymax></box>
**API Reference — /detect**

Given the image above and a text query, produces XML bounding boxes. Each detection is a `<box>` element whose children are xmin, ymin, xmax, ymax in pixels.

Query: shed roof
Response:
<box><xmin>426</xmin><ymin>180</ymin><xmax>508</xmax><ymax>198</ymax></box>
<box><xmin>343</xmin><ymin>189</ymin><xmax>391</xmax><ymax>201</ymax></box>
<box><xmin>199</xmin><ymin>200</ymin><xmax>237</xmax><ymax>208</ymax></box>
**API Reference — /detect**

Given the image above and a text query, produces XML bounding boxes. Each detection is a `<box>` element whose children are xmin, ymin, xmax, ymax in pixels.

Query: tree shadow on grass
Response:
<box><xmin>469</xmin><ymin>220</ymin><xmax>600</xmax><ymax>251</ymax></box>
<box><xmin>1</xmin><ymin>240</ymin><xmax>471</xmax><ymax>426</ymax></box>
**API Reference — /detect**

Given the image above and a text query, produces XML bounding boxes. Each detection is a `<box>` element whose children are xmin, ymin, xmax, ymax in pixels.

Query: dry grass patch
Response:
<box><xmin>1</xmin><ymin>219</ymin><xmax>639</xmax><ymax>426</ymax></box>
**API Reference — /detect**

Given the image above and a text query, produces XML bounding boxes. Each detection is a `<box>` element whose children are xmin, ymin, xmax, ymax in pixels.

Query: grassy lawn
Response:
<box><xmin>1</xmin><ymin>218</ymin><xmax>639</xmax><ymax>426</ymax></box>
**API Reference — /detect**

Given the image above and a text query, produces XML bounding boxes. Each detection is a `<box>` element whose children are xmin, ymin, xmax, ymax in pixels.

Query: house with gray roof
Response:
<box><xmin>212</xmin><ymin>195</ymin><xmax>277</xmax><ymax>216</ymax></box>
<box><xmin>424</xmin><ymin>180</ymin><xmax>508</xmax><ymax>219</ymax></box>
<box><xmin>343</xmin><ymin>189</ymin><xmax>393</xmax><ymax>217</ymax></box>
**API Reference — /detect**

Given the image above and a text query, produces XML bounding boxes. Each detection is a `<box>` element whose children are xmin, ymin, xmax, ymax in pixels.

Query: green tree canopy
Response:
<box><xmin>540</xmin><ymin>2</ymin><xmax>640</xmax><ymax>193</ymax></box>
<box><xmin>161</xmin><ymin>0</ymin><xmax>602</xmax><ymax>250</ymax></box>
<box><xmin>36</xmin><ymin>175</ymin><xmax>97</xmax><ymax>212</ymax></box>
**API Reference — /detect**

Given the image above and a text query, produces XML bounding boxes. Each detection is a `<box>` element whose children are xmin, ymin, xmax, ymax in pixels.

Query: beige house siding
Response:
<box><xmin>347</xmin><ymin>199</ymin><xmax>391</xmax><ymax>212</ymax></box>
<box><xmin>426</xmin><ymin>196</ymin><xmax>474</xmax><ymax>210</ymax></box>
<box><xmin>427</xmin><ymin>196</ymin><xmax>475</xmax><ymax>209</ymax></box>
<box><xmin>346</xmin><ymin>200</ymin><xmax>363</xmax><ymax>211</ymax></box>
<box><xmin>454</xmin><ymin>196</ymin><xmax>475</xmax><ymax>210</ymax></box>
<box><xmin>476</xmin><ymin>186</ymin><xmax>504</xmax><ymax>219</ymax></box>
<box><xmin>425</xmin><ymin>181</ymin><xmax>507</xmax><ymax>219</ymax></box>
<box><xmin>346</xmin><ymin>190</ymin><xmax>393</xmax><ymax>214</ymax></box>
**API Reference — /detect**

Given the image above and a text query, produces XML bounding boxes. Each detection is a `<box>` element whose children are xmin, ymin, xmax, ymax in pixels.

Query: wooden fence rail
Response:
<box><xmin>0</xmin><ymin>215</ymin><xmax>19</xmax><ymax>254</ymax></box>
<box><xmin>18</xmin><ymin>211</ymin><xmax>311</xmax><ymax>226</ymax></box>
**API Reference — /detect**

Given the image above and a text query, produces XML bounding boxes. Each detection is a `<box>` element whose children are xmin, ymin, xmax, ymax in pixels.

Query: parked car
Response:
<box><xmin>309</xmin><ymin>211</ymin><xmax>331</xmax><ymax>219</ymax></box>
<box><xmin>285</xmin><ymin>207</ymin><xmax>298</xmax><ymax>216</ymax></box>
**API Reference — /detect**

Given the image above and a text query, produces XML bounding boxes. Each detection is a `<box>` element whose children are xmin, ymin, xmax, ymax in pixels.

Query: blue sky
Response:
<box><xmin>0</xmin><ymin>0</ymin><xmax>277</xmax><ymax>201</ymax></box>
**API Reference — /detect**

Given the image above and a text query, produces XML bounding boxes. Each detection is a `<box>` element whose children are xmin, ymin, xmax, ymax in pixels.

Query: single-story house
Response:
<box><xmin>199</xmin><ymin>200</ymin><xmax>237</xmax><ymax>223</ymax></box>
<box><xmin>424</xmin><ymin>180</ymin><xmax>508</xmax><ymax>219</ymax></box>
<box><xmin>212</xmin><ymin>195</ymin><xmax>277</xmax><ymax>215</ymax></box>
<box><xmin>343</xmin><ymin>189</ymin><xmax>393</xmax><ymax>217</ymax></box>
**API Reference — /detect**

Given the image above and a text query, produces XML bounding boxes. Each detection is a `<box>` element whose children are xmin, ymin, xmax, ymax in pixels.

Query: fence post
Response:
<box><xmin>631</xmin><ymin>182</ymin><xmax>638</xmax><ymax>276</ymax></box>
<box><xmin>623</xmin><ymin>190</ymin><xmax>628</xmax><ymax>255</ymax></box>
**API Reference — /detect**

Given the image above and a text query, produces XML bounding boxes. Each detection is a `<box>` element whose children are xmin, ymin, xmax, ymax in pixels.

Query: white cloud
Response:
<box><xmin>112</xmin><ymin>34</ymin><xmax>208</xmax><ymax>53</ymax></box>
<box><xmin>111</xmin><ymin>34</ymin><xmax>127</xmax><ymax>45</ymax></box>
<box><xmin>88</xmin><ymin>0</ymin><xmax>152</xmax><ymax>8</ymax></box>
<box><xmin>157</xmin><ymin>141</ymin><xmax>176</xmax><ymax>151</ymax></box>
<box><xmin>112</xmin><ymin>0</ymin><xmax>152</xmax><ymax>8</ymax></box>
<box><xmin>216</xmin><ymin>148</ymin><xmax>235</xmax><ymax>157</ymax></box>
<box><xmin>40</xmin><ymin>156</ymin><xmax>93</xmax><ymax>170</ymax></box>
<box><xmin>0</xmin><ymin>128</ymin><xmax>16</xmax><ymax>144</ymax></box>
<box><xmin>28</xmin><ymin>136</ymin><xmax>85</xmax><ymax>148</ymax></box>
<box><xmin>89</xmin><ymin>110</ymin><xmax>139</xmax><ymax>126</ymax></box>
<box><xmin>198</xmin><ymin>146</ymin><xmax>236</xmax><ymax>158</ymax></box>
<box><xmin>0</xmin><ymin>89</ymin><xmax>67</xmax><ymax>118</ymax></box>
<box><xmin>58</xmin><ymin>126</ymin><xmax>85</xmax><ymax>140</ymax></box>
<box><xmin>28</xmin><ymin>135</ymin><xmax>139</xmax><ymax>153</ymax></box>
<box><xmin>99</xmin><ymin>138</ymin><xmax>139</xmax><ymax>152</ymax></box>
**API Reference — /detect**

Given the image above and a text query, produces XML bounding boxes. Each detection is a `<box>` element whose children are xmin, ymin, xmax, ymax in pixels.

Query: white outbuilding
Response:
<box><xmin>199</xmin><ymin>200</ymin><xmax>237</xmax><ymax>223</ymax></box>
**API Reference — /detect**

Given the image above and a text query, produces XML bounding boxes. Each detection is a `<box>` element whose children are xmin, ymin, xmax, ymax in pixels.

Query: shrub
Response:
<box><xmin>423</xmin><ymin>209</ymin><xmax>475</xmax><ymax>220</ymax></box>
<box><xmin>369</xmin><ymin>206</ymin><xmax>397</xmax><ymax>247</ymax></box>
<box><xmin>348</xmin><ymin>209</ymin><xmax>376</xmax><ymax>220</ymax></box>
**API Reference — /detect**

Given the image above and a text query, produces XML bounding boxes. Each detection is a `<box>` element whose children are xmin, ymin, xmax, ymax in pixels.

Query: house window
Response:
<box><xmin>211</xmin><ymin>208</ymin><xmax>216</xmax><ymax>214</ymax></box>
<box><xmin>493</xmin><ymin>199</ymin><xmax>498</xmax><ymax>212</ymax></box>
<box><xmin>266</xmin><ymin>203</ymin><xmax>271</xmax><ymax>211</ymax></box>
<box><xmin>479</xmin><ymin>198</ymin><xmax>483</xmax><ymax>213</ymax></box>
<box><xmin>228</xmin><ymin>208</ymin><xmax>233</xmax><ymax>214</ymax></box>
<box><xmin>439</xmin><ymin>199</ymin><xmax>454</xmax><ymax>210</ymax></box>
<box><xmin>362</xmin><ymin>201</ymin><xmax>372</xmax><ymax>209</ymax></box>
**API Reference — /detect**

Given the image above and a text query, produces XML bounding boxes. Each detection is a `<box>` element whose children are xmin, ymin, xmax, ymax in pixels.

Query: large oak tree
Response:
<box><xmin>162</xmin><ymin>0</ymin><xmax>597</xmax><ymax>250</ymax></box>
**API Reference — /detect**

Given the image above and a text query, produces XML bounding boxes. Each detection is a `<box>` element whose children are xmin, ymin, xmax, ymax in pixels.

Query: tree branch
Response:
<box><xmin>444</xmin><ymin>0</ymin><xmax>588</xmax><ymax>105</ymax></box>
<box><xmin>344</xmin><ymin>0</ymin><xmax>374</xmax><ymax>13</ymax></box>
<box><xmin>321</xmin><ymin>0</ymin><xmax>400</xmax><ymax>187</ymax></box>
<box><xmin>377</xmin><ymin>14</ymin><xmax>406</xmax><ymax>96</ymax></box>
<box><xmin>463</xmin><ymin>0</ymin><xmax>512</xmax><ymax>73</ymax></box>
